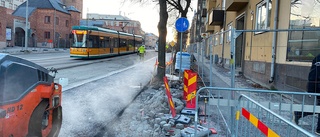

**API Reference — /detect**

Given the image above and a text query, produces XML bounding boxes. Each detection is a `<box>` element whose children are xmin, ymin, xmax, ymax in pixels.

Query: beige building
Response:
<box><xmin>144</xmin><ymin>33</ymin><xmax>158</xmax><ymax>49</ymax></box>
<box><xmin>192</xmin><ymin>0</ymin><xmax>320</xmax><ymax>91</ymax></box>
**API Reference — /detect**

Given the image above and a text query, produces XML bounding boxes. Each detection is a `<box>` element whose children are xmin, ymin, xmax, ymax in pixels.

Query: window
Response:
<box><xmin>3</xmin><ymin>63</ymin><xmax>39</xmax><ymax>102</ymax></box>
<box><xmin>255</xmin><ymin>0</ymin><xmax>272</xmax><ymax>31</ymax></box>
<box><xmin>227</xmin><ymin>23</ymin><xmax>232</xmax><ymax>42</ymax></box>
<box><xmin>65</xmin><ymin>20</ymin><xmax>69</xmax><ymax>27</ymax></box>
<box><xmin>214</xmin><ymin>32</ymin><xmax>218</xmax><ymax>46</ymax></box>
<box><xmin>220</xmin><ymin>28</ymin><xmax>224</xmax><ymax>44</ymax></box>
<box><xmin>55</xmin><ymin>17</ymin><xmax>59</xmax><ymax>25</ymax></box>
<box><xmin>287</xmin><ymin>0</ymin><xmax>320</xmax><ymax>62</ymax></box>
<box><xmin>8</xmin><ymin>2</ymin><xmax>12</xmax><ymax>9</ymax></box>
<box><xmin>44</xmin><ymin>31</ymin><xmax>50</xmax><ymax>39</ymax></box>
<box><xmin>0</xmin><ymin>1</ymin><xmax>4</xmax><ymax>7</ymax></box>
<box><xmin>45</xmin><ymin>16</ymin><xmax>50</xmax><ymax>23</ymax></box>
<box><xmin>13</xmin><ymin>4</ymin><xmax>17</xmax><ymax>9</ymax></box>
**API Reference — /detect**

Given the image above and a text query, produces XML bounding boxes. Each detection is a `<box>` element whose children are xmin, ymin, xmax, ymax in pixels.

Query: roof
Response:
<box><xmin>12</xmin><ymin>0</ymin><xmax>80</xmax><ymax>18</ymax></box>
<box><xmin>67</xmin><ymin>6</ymin><xmax>80</xmax><ymax>12</ymax></box>
<box><xmin>87</xmin><ymin>13</ymin><xmax>131</xmax><ymax>20</ymax></box>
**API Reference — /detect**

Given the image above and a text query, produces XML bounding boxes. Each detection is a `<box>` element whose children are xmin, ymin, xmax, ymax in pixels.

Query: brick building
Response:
<box><xmin>0</xmin><ymin>6</ymin><xmax>15</xmax><ymax>48</ymax></box>
<box><xmin>0</xmin><ymin>0</ymin><xmax>82</xmax><ymax>49</ymax></box>
<box><xmin>61</xmin><ymin>0</ymin><xmax>82</xmax><ymax>18</ymax></box>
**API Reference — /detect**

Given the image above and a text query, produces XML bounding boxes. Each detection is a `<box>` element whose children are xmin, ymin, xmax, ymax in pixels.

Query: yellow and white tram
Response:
<box><xmin>70</xmin><ymin>26</ymin><xmax>143</xmax><ymax>59</ymax></box>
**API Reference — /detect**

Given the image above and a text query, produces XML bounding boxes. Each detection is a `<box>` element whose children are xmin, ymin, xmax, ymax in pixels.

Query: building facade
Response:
<box><xmin>61</xmin><ymin>0</ymin><xmax>82</xmax><ymax>18</ymax></box>
<box><xmin>144</xmin><ymin>33</ymin><xmax>158</xmax><ymax>49</ymax></box>
<box><xmin>0</xmin><ymin>0</ymin><xmax>82</xmax><ymax>49</ymax></box>
<box><xmin>81</xmin><ymin>13</ymin><xmax>145</xmax><ymax>37</ymax></box>
<box><xmin>191</xmin><ymin>0</ymin><xmax>320</xmax><ymax>92</ymax></box>
<box><xmin>0</xmin><ymin>6</ymin><xmax>15</xmax><ymax>48</ymax></box>
<box><xmin>0</xmin><ymin>0</ymin><xmax>26</xmax><ymax>10</ymax></box>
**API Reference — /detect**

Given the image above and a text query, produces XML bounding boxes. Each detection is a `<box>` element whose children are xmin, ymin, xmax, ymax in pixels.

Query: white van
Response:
<box><xmin>155</xmin><ymin>44</ymin><xmax>158</xmax><ymax>52</ymax></box>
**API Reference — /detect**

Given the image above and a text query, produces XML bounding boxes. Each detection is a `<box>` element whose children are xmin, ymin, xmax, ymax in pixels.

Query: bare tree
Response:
<box><xmin>157</xmin><ymin>0</ymin><xmax>168</xmax><ymax>82</ymax></box>
<box><xmin>123</xmin><ymin>0</ymin><xmax>193</xmax><ymax>83</ymax></box>
<box><xmin>122</xmin><ymin>0</ymin><xmax>168</xmax><ymax>83</ymax></box>
<box><xmin>166</xmin><ymin>0</ymin><xmax>192</xmax><ymax>70</ymax></box>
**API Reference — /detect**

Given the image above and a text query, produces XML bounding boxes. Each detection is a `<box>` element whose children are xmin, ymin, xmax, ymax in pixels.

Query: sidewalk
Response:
<box><xmin>0</xmin><ymin>46</ymin><xmax>69</xmax><ymax>55</ymax></box>
<box><xmin>192</xmin><ymin>52</ymin><xmax>262</xmax><ymax>89</ymax></box>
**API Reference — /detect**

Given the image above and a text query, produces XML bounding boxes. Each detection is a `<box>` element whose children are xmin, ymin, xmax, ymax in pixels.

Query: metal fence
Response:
<box><xmin>185</xmin><ymin>27</ymin><xmax>320</xmax><ymax>136</ymax></box>
<box><xmin>193</xmin><ymin>87</ymin><xmax>320</xmax><ymax>137</ymax></box>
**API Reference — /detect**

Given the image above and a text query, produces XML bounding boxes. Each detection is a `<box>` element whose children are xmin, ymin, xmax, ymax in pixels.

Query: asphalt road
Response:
<box><xmin>16</xmin><ymin>50</ymin><xmax>159</xmax><ymax>136</ymax></box>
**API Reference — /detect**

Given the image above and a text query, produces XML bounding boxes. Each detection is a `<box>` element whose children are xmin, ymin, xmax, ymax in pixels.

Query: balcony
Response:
<box><xmin>226</xmin><ymin>0</ymin><xmax>249</xmax><ymax>11</ymax></box>
<box><xmin>209</xmin><ymin>10</ymin><xmax>224</xmax><ymax>26</ymax></box>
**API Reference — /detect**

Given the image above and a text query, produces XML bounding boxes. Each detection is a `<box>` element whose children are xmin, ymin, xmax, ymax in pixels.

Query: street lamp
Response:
<box><xmin>24</xmin><ymin>0</ymin><xmax>28</xmax><ymax>51</ymax></box>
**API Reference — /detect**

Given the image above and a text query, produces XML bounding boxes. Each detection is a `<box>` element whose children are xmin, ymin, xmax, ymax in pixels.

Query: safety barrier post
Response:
<box><xmin>163</xmin><ymin>76</ymin><xmax>176</xmax><ymax>118</ymax></box>
<box><xmin>185</xmin><ymin>70</ymin><xmax>197</xmax><ymax>109</ymax></box>
<box><xmin>183</xmin><ymin>69</ymin><xmax>192</xmax><ymax>100</ymax></box>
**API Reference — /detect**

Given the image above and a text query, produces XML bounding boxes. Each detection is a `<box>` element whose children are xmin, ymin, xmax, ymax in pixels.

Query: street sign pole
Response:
<box><xmin>24</xmin><ymin>0</ymin><xmax>28</xmax><ymax>51</ymax></box>
<box><xmin>179</xmin><ymin>33</ymin><xmax>183</xmax><ymax>79</ymax></box>
<box><xmin>175</xmin><ymin>17</ymin><xmax>189</xmax><ymax>80</ymax></box>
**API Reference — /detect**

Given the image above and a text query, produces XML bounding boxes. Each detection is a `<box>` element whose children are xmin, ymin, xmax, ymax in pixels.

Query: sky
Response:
<box><xmin>83</xmin><ymin>0</ymin><xmax>196</xmax><ymax>42</ymax></box>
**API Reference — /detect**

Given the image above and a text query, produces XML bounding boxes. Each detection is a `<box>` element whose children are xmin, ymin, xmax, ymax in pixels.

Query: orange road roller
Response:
<box><xmin>0</xmin><ymin>53</ymin><xmax>62</xmax><ymax>137</ymax></box>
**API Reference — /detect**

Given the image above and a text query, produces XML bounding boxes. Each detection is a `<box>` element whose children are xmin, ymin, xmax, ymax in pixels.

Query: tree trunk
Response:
<box><xmin>156</xmin><ymin>0</ymin><xmax>168</xmax><ymax>82</ymax></box>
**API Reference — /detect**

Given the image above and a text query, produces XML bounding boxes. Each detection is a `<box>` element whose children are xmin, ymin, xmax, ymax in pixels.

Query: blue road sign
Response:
<box><xmin>175</xmin><ymin>17</ymin><xmax>189</xmax><ymax>32</ymax></box>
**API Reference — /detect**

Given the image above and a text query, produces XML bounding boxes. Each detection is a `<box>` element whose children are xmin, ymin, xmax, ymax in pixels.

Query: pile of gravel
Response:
<box><xmin>106</xmin><ymin>81</ymin><xmax>187</xmax><ymax>137</ymax></box>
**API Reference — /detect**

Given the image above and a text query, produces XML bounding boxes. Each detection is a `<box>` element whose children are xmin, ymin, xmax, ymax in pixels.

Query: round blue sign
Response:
<box><xmin>175</xmin><ymin>17</ymin><xmax>189</xmax><ymax>32</ymax></box>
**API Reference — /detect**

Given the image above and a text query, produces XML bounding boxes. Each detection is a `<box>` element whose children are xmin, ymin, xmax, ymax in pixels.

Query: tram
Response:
<box><xmin>70</xmin><ymin>26</ymin><xmax>143</xmax><ymax>59</ymax></box>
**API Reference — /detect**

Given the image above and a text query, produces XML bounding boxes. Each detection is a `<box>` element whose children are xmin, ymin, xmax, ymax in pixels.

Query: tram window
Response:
<box><xmin>128</xmin><ymin>40</ymin><xmax>133</xmax><ymax>48</ymax></box>
<box><xmin>114</xmin><ymin>39</ymin><xmax>119</xmax><ymax>47</ymax></box>
<box><xmin>89</xmin><ymin>35</ymin><xmax>99</xmax><ymax>48</ymax></box>
<box><xmin>100</xmin><ymin>41</ymin><xmax>105</xmax><ymax>48</ymax></box>
<box><xmin>120</xmin><ymin>39</ymin><xmax>127</xmax><ymax>47</ymax></box>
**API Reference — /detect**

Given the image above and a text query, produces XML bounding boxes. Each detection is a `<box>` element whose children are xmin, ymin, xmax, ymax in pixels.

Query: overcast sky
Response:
<box><xmin>83</xmin><ymin>0</ymin><xmax>196</xmax><ymax>42</ymax></box>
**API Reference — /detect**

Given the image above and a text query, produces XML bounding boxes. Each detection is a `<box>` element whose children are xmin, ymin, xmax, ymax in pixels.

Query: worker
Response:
<box><xmin>138</xmin><ymin>45</ymin><xmax>146</xmax><ymax>60</ymax></box>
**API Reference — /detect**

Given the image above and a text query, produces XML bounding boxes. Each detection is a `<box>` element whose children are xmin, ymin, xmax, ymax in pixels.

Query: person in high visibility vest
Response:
<box><xmin>138</xmin><ymin>45</ymin><xmax>146</xmax><ymax>60</ymax></box>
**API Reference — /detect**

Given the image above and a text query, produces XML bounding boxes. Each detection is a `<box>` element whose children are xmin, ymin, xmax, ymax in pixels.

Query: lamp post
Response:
<box><xmin>24</xmin><ymin>0</ymin><xmax>28</xmax><ymax>51</ymax></box>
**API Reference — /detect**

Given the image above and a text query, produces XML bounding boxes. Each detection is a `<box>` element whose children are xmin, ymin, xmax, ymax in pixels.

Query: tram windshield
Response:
<box><xmin>72</xmin><ymin>30</ymin><xmax>87</xmax><ymax>48</ymax></box>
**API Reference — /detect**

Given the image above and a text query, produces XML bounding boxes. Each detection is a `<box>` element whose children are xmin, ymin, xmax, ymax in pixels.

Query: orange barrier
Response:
<box><xmin>163</xmin><ymin>76</ymin><xmax>177</xmax><ymax>117</ymax></box>
<box><xmin>154</xmin><ymin>58</ymin><xmax>174</xmax><ymax>67</ymax></box>
<box><xmin>183</xmin><ymin>70</ymin><xmax>197</xmax><ymax>109</ymax></box>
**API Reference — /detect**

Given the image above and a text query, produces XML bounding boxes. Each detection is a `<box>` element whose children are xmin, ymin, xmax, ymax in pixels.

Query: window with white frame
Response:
<box><xmin>214</xmin><ymin>32</ymin><xmax>218</xmax><ymax>46</ymax></box>
<box><xmin>220</xmin><ymin>28</ymin><xmax>224</xmax><ymax>44</ymax></box>
<box><xmin>255</xmin><ymin>0</ymin><xmax>272</xmax><ymax>30</ymax></box>
<box><xmin>227</xmin><ymin>23</ymin><xmax>232</xmax><ymax>42</ymax></box>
